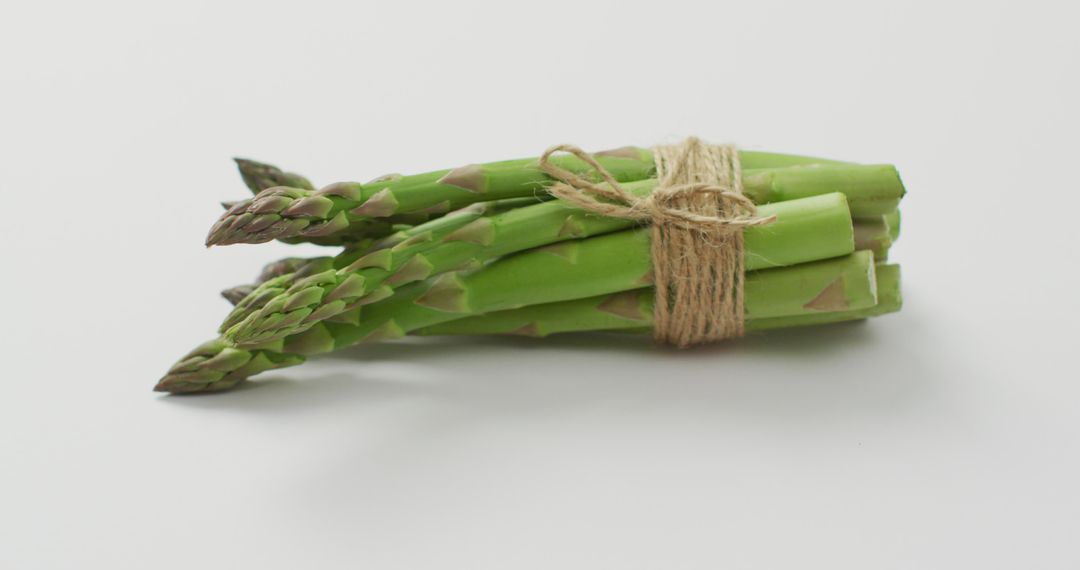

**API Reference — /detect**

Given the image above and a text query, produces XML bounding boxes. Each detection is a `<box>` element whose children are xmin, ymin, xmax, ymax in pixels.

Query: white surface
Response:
<box><xmin>2</xmin><ymin>0</ymin><xmax>1079</xmax><ymax>568</ymax></box>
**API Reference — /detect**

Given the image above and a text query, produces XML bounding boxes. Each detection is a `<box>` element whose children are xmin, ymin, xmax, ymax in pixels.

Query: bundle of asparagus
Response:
<box><xmin>157</xmin><ymin>145</ymin><xmax>904</xmax><ymax>393</ymax></box>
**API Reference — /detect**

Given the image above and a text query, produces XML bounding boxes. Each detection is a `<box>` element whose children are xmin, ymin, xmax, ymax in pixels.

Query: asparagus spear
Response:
<box><xmin>156</xmin><ymin>244</ymin><xmax>878</xmax><ymax>394</ymax></box>
<box><xmin>750</xmin><ymin>263</ymin><xmax>899</xmax><ymax>330</ymax></box>
<box><xmin>416</xmin><ymin>263</ymin><xmax>900</xmax><ymax>337</ymax></box>
<box><xmin>744</xmin><ymin>163</ymin><xmax>903</xmax><ymax>216</ymax></box>
<box><xmin>223</xmin><ymin>187</ymin><xmax>858</xmax><ymax>346</ymax></box>
<box><xmin>206</xmin><ymin>151</ymin><xmax>653</xmax><ymax>246</ymax></box>
<box><xmin>206</xmin><ymin>149</ymin><xmax>892</xmax><ymax>247</ymax></box>
<box><xmin>885</xmin><ymin>209</ymin><xmax>901</xmax><ymax>242</ymax></box>
<box><xmin>229</xmin><ymin>157</ymin><xmax>505</xmax><ymax>247</ymax></box>
<box><xmin>227</xmin><ymin>158</ymin><xmax>412</xmax><ymax>246</ymax></box>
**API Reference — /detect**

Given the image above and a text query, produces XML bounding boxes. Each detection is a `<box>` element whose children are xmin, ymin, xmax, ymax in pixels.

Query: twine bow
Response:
<box><xmin>538</xmin><ymin>142</ymin><xmax>775</xmax><ymax>232</ymax></box>
<box><xmin>538</xmin><ymin>138</ymin><xmax>776</xmax><ymax>347</ymax></box>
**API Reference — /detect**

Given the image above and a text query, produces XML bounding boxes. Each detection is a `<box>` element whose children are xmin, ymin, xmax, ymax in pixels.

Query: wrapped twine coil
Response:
<box><xmin>538</xmin><ymin>138</ymin><xmax>776</xmax><ymax>347</ymax></box>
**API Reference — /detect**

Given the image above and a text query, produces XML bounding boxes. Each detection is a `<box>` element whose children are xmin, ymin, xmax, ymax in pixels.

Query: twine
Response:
<box><xmin>538</xmin><ymin>138</ymin><xmax>776</xmax><ymax>347</ymax></box>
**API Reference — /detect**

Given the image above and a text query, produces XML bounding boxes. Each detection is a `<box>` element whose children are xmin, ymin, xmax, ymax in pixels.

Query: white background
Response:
<box><xmin>2</xmin><ymin>0</ymin><xmax>1079</xmax><ymax>568</ymax></box>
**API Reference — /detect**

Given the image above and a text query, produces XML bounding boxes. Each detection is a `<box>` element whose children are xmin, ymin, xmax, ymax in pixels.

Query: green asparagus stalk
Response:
<box><xmin>767</xmin><ymin>165</ymin><xmax>902</xmax><ymax>216</ymax></box>
<box><xmin>885</xmin><ymin>209</ymin><xmax>901</xmax><ymax>242</ymax></box>
<box><xmin>213</xmin><ymin>187</ymin><xmax>414</xmax><ymax>246</ymax></box>
<box><xmin>223</xmin><ymin>186</ymin><xmax>858</xmax><ymax>346</ymax></box>
<box><xmin>206</xmin><ymin>149</ymin><xmax>896</xmax><ymax>247</ymax></box>
<box><xmin>416</xmin><ymin>263</ymin><xmax>899</xmax><ymax>337</ymax></box>
<box><xmin>749</xmin><ymin>263</ymin><xmax>899</xmax><ymax>330</ymax></box>
<box><xmin>156</xmin><ymin>242</ymin><xmax>878</xmax><ymax>394</ymax></box>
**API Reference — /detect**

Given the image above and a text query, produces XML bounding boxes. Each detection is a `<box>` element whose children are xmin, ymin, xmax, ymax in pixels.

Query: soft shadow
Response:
<box><xmin>324</xmin><ymin>331</ymin><xmax>653</xmax><ymax>362</ymax></box>
<box><xmin>158</xmin><ymin>310</ymin><xmax>931</xmax><ymax>421</ymax></box>
<box><xmin>156</xmin><ymin>372</ymin><xmax>426</xmax><ymax>414</ymax></box>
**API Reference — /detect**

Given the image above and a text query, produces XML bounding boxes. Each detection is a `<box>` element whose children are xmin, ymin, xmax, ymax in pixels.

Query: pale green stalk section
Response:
<box><xmin>885</xmin><ymin>209</ymin><xmax>901</xmax><ymax>242</ymax></box>
<box><xmin>417</xmin><ymin>261</ymin><xmax>897</xmax><ymax>337</ymax></box>
<box><xmin>207</xmin><ymin>149</ymin><xmax>897</xmax><ymax>246</ymax></box>
<box><xmin>231</xmin><ymin>158</ymin><xmax>408</xmax><ymax>246</ymax></box>
<box><xmin>744</xmin><ymin>164</ymin><xmax>903</xmax><ymax>216</ymax></box>
<box><xmin>750</xmin><ymin>263</ymin><xmax>900</xmax><ymax>330</ymax></box>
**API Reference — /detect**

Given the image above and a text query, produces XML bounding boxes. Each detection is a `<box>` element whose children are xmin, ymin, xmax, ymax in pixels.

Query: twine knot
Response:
<box><xmin>538</xmin><ymin>137</ymin><xmax>775</xmax><ymax>347</ymax></box>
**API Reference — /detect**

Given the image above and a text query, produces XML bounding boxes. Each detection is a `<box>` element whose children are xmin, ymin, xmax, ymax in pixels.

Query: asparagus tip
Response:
<box><xmin>205</xmin><ymin>187</ymin><xmax>327</xmax><ymax>246</ymax></box>
<box><xmin>155</xmin><ymin>340</ymin><xmax>304</xmax><ymax>393</ymax></box>
<box><xmin>221</xmin><ymin>284</ymin><xmax>256</xmax><ymax>305</ymax></box>
<box><xmin>233</xmin><ymin>157</ymin><xmax>315</xmax><ymax>193</ymax></box>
